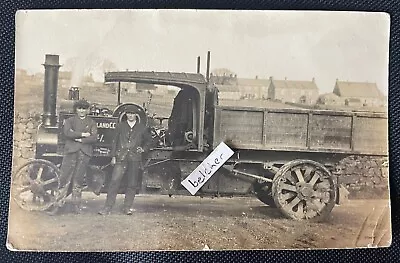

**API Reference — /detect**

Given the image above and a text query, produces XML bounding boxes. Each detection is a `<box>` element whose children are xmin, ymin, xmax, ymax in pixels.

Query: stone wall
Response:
<box><xmin>336</xmin><ymin>156</ymin><xmax>389</xmax><ymax>199</ymax></box>
<box><xmin>12</xmin><ymin>110</ymin><xmax>41</xmax><ymax>171</ymax></box>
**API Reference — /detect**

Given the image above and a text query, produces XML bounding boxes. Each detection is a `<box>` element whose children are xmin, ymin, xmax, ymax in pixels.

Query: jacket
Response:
<box><xmin>111</xmin><ymin>120</ymin><xmax>152</xmax><ymax>162</ymax></box>
<box><xmin>62</xmin><ymin>115</ymin><xmax>98</xmax><ymax>156</ymax></box>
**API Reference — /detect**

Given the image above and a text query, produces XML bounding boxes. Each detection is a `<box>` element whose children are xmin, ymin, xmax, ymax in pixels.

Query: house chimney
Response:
<box><xmin>42</xmin><ymin>54</ymin><xmax>61</xmax><ymax>127</ymax></box>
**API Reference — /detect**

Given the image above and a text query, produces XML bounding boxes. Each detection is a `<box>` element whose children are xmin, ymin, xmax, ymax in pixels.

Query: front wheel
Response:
<box><xmin>11</xmin><ymin>159</ymin><xmax>62</xmax><ymax>211</ymax></box>
<box><xmin>271</xmin><ymin>160</ymin><xmax>337</xmax><ymax>221</ymax></box>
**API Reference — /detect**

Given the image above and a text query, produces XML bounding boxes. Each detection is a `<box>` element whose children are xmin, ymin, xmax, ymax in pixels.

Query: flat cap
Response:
<box><xmin>74</xmin><ymin>99</ymin><xmax>90</xmax><ymax>109</ymax></box>
<box><xmin>124</xmin><ymin>105</ymin><xmax>140</xmax><ymax>113</ymax></box>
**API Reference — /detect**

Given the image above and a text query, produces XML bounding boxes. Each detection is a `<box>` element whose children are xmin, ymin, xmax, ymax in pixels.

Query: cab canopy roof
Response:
<box><xmin>104</xmin><ymin>71</ymin><xmax>207</xmax><ymax>92</ymax></box>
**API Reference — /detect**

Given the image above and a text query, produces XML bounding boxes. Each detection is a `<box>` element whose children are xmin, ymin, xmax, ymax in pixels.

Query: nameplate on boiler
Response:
<box><xmin>181</xmin><ymin>142</ymin><xmax>234</xmax><ymax>195</ymax></box>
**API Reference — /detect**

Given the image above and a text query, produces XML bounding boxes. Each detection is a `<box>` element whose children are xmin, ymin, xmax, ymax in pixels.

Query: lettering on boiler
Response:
<box><xmin>96</xmin><ymin>122</ymin><xmax>116</xmax><ymax>129</ymax></box>
<box><xmin>187</xmin><ymin>153</ymin><xmax>224</xmax><ymax>188</ymax></box>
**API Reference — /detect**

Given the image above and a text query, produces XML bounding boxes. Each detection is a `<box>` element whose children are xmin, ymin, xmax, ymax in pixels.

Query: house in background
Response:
<box><xmin>332</xmin><ymin>79</ymin><xmax>385</xmax><ymax>107</ymax></box>
<box><xmin>267</xmin><ymin>77</ymin><xmax>319</xmax><ymax>105</ymax></box>
<box><xmin>210</xmin><ymin>74</ymin><xmax>270</xmax><ymax>100</ymax></box>
<box><xmin>236</xmin><ymin>77</ymin><xmax>270</xmax><ymax>99</ymax></box>
<box><xmin>215</xmin><ymin>84</ymin><xmax>241</xmax><ymax>100</ymax></box>
<box><xmin>316</xmin><ymin>92</ymin><xmax>344</xmax><ymax>105</ymax></box>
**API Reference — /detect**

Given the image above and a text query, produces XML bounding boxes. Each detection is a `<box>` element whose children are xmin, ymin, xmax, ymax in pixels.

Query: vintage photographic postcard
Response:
<box><xmin>7</xmin><ymin>9</ymin><xmax>391</xmax><ymax>251</ymax></box>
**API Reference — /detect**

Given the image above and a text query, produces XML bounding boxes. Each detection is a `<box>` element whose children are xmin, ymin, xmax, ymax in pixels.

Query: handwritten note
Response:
<box><xmin>181</xmin><ymin>142</ymin><xmax>234</xmax><ymax>195</ymax></box>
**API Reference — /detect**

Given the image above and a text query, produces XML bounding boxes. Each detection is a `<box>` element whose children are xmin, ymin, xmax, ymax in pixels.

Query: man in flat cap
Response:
<box><xmin>98</xmin><ymin>106</ymin><xmax>152</xmax><ymax>215</ymax></box>
<box><xmin>59</xmin><ymin>99</ymin><xmax>98</xmax><ymax>213</ymax></box>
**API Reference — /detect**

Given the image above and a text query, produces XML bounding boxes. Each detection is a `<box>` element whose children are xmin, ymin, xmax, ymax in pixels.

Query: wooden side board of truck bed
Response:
<box><xmin>213</xmin><ymin>106</ymin><xmax>388</xmax><ymax>156</ymax></box>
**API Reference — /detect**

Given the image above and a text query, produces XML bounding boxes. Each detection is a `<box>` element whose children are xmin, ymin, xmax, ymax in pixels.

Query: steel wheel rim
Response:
<box><xmin>272</xmin><ymin>160</ymin><xmax>337</xmax><ymax>220</ymax></box>
<box><xmin>12</xmin><ymin>159</ymin><xmax>61</xmax><ymax>211</ymax></box>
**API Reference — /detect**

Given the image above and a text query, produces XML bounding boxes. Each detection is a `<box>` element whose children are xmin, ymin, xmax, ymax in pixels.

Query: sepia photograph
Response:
<box><xmin>7</xmin><ymin>9</ymin><xmax>391</xmax><ymax>251</ymax></box>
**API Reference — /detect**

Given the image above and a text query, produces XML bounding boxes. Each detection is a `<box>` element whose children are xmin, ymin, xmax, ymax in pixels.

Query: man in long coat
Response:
<box><xmin>98</xmin><ymin>106</ymin><xmax>152</xmax><ymax>215</ymax></box>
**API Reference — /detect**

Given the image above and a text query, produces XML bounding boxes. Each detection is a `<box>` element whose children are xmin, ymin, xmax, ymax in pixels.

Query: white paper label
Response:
<box><xmin>181</xmin><ymin>142</ymin><xmax>234</xmax><ymax>195</ymax></box>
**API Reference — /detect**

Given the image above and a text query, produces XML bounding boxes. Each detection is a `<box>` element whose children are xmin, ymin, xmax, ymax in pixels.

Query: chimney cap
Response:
<box><xmin>44</xmin><ymin>54</ymin><xmax>61</xmax><ymax>66</ymax></box>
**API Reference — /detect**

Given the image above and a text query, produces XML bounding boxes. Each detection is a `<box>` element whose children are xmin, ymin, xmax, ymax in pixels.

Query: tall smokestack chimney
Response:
<box><xmin>42</xmin><ymin>54</ymin><xmax>61</xmax><ymax>127</ymax></box>
<box><xmin>206</xmin><ymin>51</ymin><xmax>211</xmax><ymax>83</ymax></box>
<box><xmin>197</xmin><ymin>56</ymin><xmax>201</xmax><ymax>74</ymax></box>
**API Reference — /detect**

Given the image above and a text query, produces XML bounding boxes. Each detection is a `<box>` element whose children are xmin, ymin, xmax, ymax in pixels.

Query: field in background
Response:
<box><xmin>13</xmin><ymin>83</ymin><xmax>303</xmax><ymax>120</ymax></box>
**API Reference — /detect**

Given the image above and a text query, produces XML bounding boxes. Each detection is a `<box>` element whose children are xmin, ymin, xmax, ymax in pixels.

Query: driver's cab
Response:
<box><xmin>104</xmin><ymin>71</ymin><xmax>209</xmax><ymax>153</ymax></box>
<box><xmin>164</xmin><ymin>87</ymin><xmax>199</xmax><ymax>149</ymax></box>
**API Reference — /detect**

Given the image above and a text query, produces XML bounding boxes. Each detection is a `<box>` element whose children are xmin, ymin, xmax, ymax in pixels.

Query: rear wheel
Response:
<box><xmin>272</xmin><ymin>160</ymin><xmax>337</xmax><ymax>221</ymax></box>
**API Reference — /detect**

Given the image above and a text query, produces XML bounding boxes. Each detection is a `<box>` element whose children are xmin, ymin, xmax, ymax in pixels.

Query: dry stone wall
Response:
<box><xmin>12</xmin><ymin>109</ymin><xmax>41</xmax><ymax>171</ymax></box>
<box><xmin>335</xmin><ymin>156</ymin><xmax>389</xmax><ymax>199</ymax></box>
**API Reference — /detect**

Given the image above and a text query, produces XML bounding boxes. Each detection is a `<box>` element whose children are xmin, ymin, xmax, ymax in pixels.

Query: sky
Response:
<box><xmin>15</xmin><ymin>9</ymin><xmax>390</xmax><ymax>95</ymax></box>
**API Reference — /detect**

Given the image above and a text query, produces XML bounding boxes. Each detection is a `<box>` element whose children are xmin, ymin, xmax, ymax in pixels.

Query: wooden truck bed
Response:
<box><xmin>213</xmin><ymin>106</ymin><xmax>388</xmax><ymax>156</ymax></box>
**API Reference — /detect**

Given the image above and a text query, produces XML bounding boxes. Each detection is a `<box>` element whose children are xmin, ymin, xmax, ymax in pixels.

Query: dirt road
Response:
<box><xmin>7</xmin><ymin>194</ymin><xmax>391</xmax><ymax>251</ymax></box>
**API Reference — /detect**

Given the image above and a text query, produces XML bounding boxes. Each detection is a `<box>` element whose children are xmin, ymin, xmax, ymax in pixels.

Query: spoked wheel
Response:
<box><xmin>11</xmin><ymin>159</ymin><xmax>62</xmax><ymax>211</ymax></box>
<box><xmin>272</xmin><ymin>160</ymin><xmax>337</xmax><ymax>221</ymax></box>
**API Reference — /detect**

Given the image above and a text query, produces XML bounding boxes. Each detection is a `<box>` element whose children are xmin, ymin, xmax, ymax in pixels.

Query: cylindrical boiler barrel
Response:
<box><xmin>42</xmin><ymin>54</ymin><xmax>61</xmax><ymax>127</ymax></box>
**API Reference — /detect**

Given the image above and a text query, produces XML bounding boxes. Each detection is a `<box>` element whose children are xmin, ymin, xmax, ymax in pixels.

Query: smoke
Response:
<box><xmin>70</xmin><ymin>58</ymin><xmax>85</xmax><ymax>87</ymax></box>
<box><xmin>66</xmin><ymin>14</ymin><xmax>125</xmax><ymax>87</ymax></box>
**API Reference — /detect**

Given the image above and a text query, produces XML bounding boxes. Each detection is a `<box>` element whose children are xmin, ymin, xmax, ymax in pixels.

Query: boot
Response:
<box><xmin>98</xmin><ymin>206</ymin><xmax>112</xmax><ymax>215</ymax></box>
<box><xmin>71</xmin><ymin>189</ymin><xmax>82</xmax><ymax>214</ymax></box>
<box><xmin>121</xmin><ymin>206</ymin><xmax>134</xmax><ymax>215</ymax></box>
<box><xmin>72</xmin><ymin>204</ymin><xmax>82</xmax><ymax>214</ymax></box>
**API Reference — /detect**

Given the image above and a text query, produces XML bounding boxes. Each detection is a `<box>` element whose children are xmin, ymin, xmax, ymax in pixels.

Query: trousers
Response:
<box><xmin>104</xmin><ymin>157</ymin><xmax>141</xmax><ymax>209</ymax></box>
<box><xmin>60</xmin><ymin>150</ymin><xmax>91</xmax><ymax>207</ymax></box>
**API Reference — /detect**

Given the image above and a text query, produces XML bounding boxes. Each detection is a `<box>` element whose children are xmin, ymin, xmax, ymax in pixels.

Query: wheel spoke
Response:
<box><xmin>21</xmin><ymin>171</ymin><xmax>35</xmax><ymax>184</ymax></box>
<box><xmin>304</xmin><ymin>166</ymin><xmax>313</xmax><ymax>178</ymax></box>
<box><xmin>294</xmin><ymin>168</ymin><xmax>305</xmax><ymax>183</ymax></box>
<box><xmin>42</xmin><ymin>177</ymin><xmax>58</xmax><ymax>186</ymax></box>
<box><xmin>312</xmin><ymin>190</ymin><xmax>323</xmax><ymax>199</ymax></box>
<box><xmin>36</xmin><ymin>166</ymin><xmax>44</xmax><ymax>181</ymax></box>
<box><xmin>17</xmin><ymin>185</ymin><xmax>31</xmax><ymax>194</ymax></box>
<box><xmin>280</xmin><ymin>182</ymin><xmax>297</xmax><ymax>192</ymax></box>
<box><xmin>314</xmin><ymin>199</ymin><xmax>325</xmax><ymax>212</ymax></box>
<box><xmin>305</xmin><ymin>209</ymin><xmax>317</xmax><ymax>219</ymax></box>
<box><xmin>305</xmin><ymin>200</ymin><xmax>317</xmax><ymax>211</ymax></box>
<box><xmin>284</xmin><ymin>171</ymin><xmax>296</xmax><ymax>184</ymax></box>
<box><xmin>285</xmin><ymin>196</ymin><xmax>301</xmax><ymax>210</ymax></box>
<box><xmin>296</xmin><ymin>201</ymin><xmax>304</xmax><ymax>217</ymax></box>
<box><xmin>306</xmin><ymin>199</ymin><xmax>325</xmax><ymax>212</ymax></box>
<box><xmin>313</xmin><ymin>190</ymin><xmax>332</xmax><ymax>203</ymax></box>
<box><xmin>281</xmin><ymin>192</ymin><xmax>296</xmax><ymax>201</ymax></box>
<box><xmin>308</xmin><ymin>172</ymin><xmax>320</xmax><ymax>186</ymax></box>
